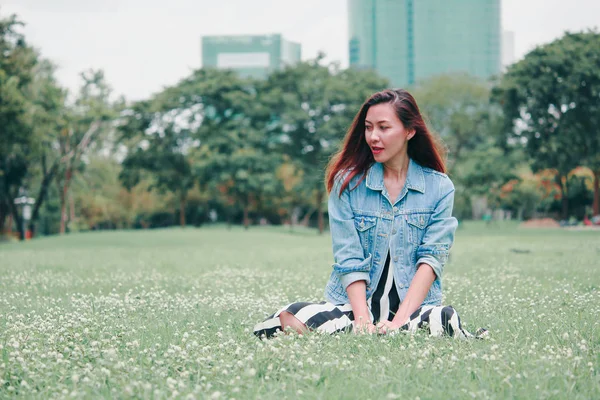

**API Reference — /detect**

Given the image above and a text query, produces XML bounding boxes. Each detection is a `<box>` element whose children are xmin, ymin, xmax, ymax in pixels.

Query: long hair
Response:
<box><xmin>325</xmin><ymin>89</ymin><xmax>446</xmax><ymax>195</ymax></box>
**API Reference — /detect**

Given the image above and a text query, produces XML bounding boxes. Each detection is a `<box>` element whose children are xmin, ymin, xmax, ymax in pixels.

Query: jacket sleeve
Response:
<box><xmin>416</xmin><ymin>177</ymin><xmax>458</xmax><ymax>279</ymax></box>
<box><xmin>328</xmin><ymin>177</ymin><xmax>372</xmax><ymax>290</ymax></box>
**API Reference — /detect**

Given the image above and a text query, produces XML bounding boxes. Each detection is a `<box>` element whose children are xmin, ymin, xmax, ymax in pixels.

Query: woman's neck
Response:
<box><xmin>383</xmin><ymin>154</ymin><xmax>410</xmax><ymax>183</ymax></box>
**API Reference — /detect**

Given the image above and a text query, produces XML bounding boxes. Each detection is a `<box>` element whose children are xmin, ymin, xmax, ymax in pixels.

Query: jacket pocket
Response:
<box><xmin>406</xmin><ymin>212</ymin><xmax>431</xmax><ymax>244</ymax></box>
<box><xmin>354</xmin><ymin>215</ymin><xmax>377</xmax><ymax>252</ymax></box>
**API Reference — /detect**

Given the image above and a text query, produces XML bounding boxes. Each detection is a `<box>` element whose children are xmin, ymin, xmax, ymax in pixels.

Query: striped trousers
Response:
<box><xmin>253</xmin><ymin>301</ymin><xmax>487</xmax><ymax>339</ymax></box>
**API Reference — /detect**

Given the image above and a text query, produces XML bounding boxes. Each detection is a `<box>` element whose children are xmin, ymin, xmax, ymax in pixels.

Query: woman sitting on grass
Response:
<box><xmin>254</xmin><ymin>89</ymin><xmax>485</xmax><ymax>338</ymax></box>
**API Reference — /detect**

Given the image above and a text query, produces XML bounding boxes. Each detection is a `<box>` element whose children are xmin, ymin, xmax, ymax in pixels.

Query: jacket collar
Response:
<box><xmin>365</xmin><ymin>158</ymin><xmax>426</xmax><ymax>193</ymax></box>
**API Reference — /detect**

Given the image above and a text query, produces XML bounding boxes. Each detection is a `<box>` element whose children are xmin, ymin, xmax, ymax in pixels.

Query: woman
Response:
<box><xmin>254</xmin><ymin>89</ymin><xmax>485</xmax><ymax>339</ymax></box>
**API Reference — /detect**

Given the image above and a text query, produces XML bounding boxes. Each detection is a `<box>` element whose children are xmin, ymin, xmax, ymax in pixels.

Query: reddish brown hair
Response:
<box><xmin>325</xmin><ymin>89</ymin><xmax>446</xmax><ymax>195</ymax></box>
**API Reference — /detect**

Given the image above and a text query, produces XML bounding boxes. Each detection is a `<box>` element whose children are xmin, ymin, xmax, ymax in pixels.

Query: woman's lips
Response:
<box><xmin>372</xmin><ymin>147</ymin><xmax>384</xmax><ymax>155</ymax></box>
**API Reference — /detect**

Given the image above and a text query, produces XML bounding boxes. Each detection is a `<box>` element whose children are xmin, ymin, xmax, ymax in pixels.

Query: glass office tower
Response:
<box><xmin>202</xmin><ymin>34</ymin><xmax>301</xmax><ymax>79</ymax></box>
<box><xmin>348</xmin><ymin>0</ymin><xmax>501</xmax><ymax>87</ymax></box>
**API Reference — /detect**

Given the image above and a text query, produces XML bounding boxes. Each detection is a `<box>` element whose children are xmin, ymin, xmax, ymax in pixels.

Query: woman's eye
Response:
<box><xmin>365</xmin><ymin>125</ymin><xmax>373</xmax><ymax>131</ymax></box>
<box><xmin>381</xmin><ymin>126</ymin><xmax>389</xmax><ymax>130</ymax></box>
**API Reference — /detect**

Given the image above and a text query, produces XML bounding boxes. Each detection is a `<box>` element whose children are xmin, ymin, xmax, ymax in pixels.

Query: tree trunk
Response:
<box><xmin>28</xmin><ymin>162</ymin><xmax>59</xmax><ymax>237</ymax></box>
<box><xmin>59</xmin><ymin>167</ymin><xmax>73</xmax><ymax>234</ymax></box>
<box><xmin>0</xmin><ymin>198</ymin><xmax>7</xmax><ymax>233</ymax></box>
<box><xmin>29</xmin><ymin>156</ymin><xmax>60</xmax><ymax>237</ymax></box>
<box><xmin>593</xmin><ymin>169</ymin><xmax>599</xmax><ymax>216</ymax></box>
<box><xmin>447</xmin><ymin>140</ymin><xmax>464</xmax><ymax>174</ymax></box>
<box><xmin>179</xmin><ymin>192</ymin><xmax>187</xmax><ymax>227</ymax></box>
<box><xmin>69</xmin><ymin>193</ymin><xmax>76</xmax><ymax>224</ymax></box>
<box><xmin>300</xmin><ymin>207</ymin><xmax>316</xmax><ymax>227</ymax></box>
<box><xmin>288</xmin><ymin>205</ymin><xmax>295</xmax><ymax>232</ymax></box>
<box><xmin>59</xmin><ymin>191</ymin><xmax>66</xmax><ymax>234</ymax></box>
<box><xmin>517</xmin><ymin>207</ymin><xmax>524</xmax><ymax>221</ymax></box>
<box><xmin>316</xmin><ymin>190</ymin><xmax>324</xmax><ymax>235</ymax></box>
<box><xmin>243</xmin><ymin>203</ymin><xmax>250</xmax><ymax>230</ymax></box>
<box><xmin>56</xmin><ymin>122</ymin><xmax>100</xmax><ymax>235</ymax></box>
<box><xmin>8</xmin><ymin>198</ymin><xmax>24</xmax><ymax>241</ymax></box>
<box><xmin>556</xmin><ymin>173</ymin><xmax>568</xmax><ymax>220</ymax></box>
<box><xmin>6</xmin><ymin>214</ymin><xmax>13</xmax><ymax>235</ymax></box>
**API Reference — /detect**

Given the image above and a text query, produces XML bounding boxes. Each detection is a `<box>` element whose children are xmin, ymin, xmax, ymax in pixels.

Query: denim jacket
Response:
<box><xmin>325</xmin><ymin>159</ymin><xmax>458</xmax><ymax>306</ymax></box>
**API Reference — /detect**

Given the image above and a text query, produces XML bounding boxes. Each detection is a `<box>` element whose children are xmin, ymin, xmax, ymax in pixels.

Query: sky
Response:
<box><xmin>3</xmin><ymin>0</ymin><xmax>599</xmax><ymax>101</ymax></box>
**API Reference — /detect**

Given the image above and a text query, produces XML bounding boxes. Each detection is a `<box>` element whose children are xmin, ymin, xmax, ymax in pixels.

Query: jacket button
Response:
<box><xmin>393</xmin><ymin>207</ymin><xmax>398</xmax><ymax>213</ymax></box>
<box><xmin>392</xmin><ymin>229</ymin><xmax>397</xmax><ymax>235</ymax></box>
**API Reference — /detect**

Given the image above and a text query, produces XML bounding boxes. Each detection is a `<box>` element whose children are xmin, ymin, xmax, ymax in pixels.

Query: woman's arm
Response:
<box><xmin>346</xmin><ymin>280</ymin><xmax>375</xmax><ymax>333</ymax></box>
<box><xmin>328</xmin><ymin>176</ymin><xmax>374</xmax><ymax>329</ymax></box>
<box><xmin>378</xmin><ymin>177</ymin><xmax>458</xmax><ymax>333</ymax></box>
<box><xmin>383</xmin><ymin>264</ymin><xmax>435</xmax><ymax>329</ymax></box>
<box><xmin>328</xmin><ymin>181</ymin><xmax>373</xmax><ymax>290</ymax></box>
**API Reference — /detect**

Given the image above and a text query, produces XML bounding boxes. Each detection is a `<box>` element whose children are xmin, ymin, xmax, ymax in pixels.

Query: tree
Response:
<box><xmin>119</xmin><ymin>100</ymin><xmax>196</xmax><ymax>228</ymax></box>
<box><xmin>411</xmin><ymin>73</ymin><xmax>497</xmax><ymax>172</ymax></box>
<box><xmin>202</xmin><ymin>77</ymin><xmax>281</xmax><ymax>229</ymax></box>
<box><xmin>26</xmin><ymin>59</ymin><xmax>68</xmax><ymax>236</ymax></box>
<box><xmin>496</xmin><ymin>168</ymin><xmax>561</xmax><ymax>220</ymax></box>
<box><xmin>119</xmin><ymin>69</ymin><xmax>252</xmax><ymax>227</ymax></box>
<box><xmin>275</xmin><ymin>156</ymin><xmax>306</xmax><ymax>229</ymax></box>
<box><xmin>264</xmin><ymin>57</ymin><xmax>388</xmax><ymax>233</ymax></box>
<box><xmin>451</xmin><ymin>143</ymin><xmax>524</xmax><ymax>219</ymax></box>
<box><xmin>56</xmin><ymin>70</ymin><xmax>118</xmax><ymax>234</ymax></box>
<box><xmin>556</xmin><ymin>33</ymin><xmax>600</xmax><ymax>216</ymax></box>
<box><xmin>495</xmin><ymin>31</ymin><xmax>600</xmax><ymax>218</ymax></box>
<box><xmin>71</xmin><ymin>155</ymin><xmax>170</xmax><ymax>230</ymax></box>
<box><xmin>0</xmin><ymin>12</ymin><xmax>39</xmax><ymax>239</ymax></box>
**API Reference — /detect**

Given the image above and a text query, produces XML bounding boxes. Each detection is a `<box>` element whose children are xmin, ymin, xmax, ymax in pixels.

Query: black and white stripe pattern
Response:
<box><xmin>398</xmin><ymin>304</ymin><xmax>487</xmax><ymax>339</ymax></box>
<box><xmin>253</xmin><ymin>252</ymin><xmax>487</xmax><ymax>339</ymax></box>
<box><xmin>253</xmin><ymin>302</ymin><xmax>487</xmax><ymax>339</ymax></box>
<box><xmin>369</xmin><ymin>252</ymin><xmax>400</xmax><ymax>324</ymax></box>
<box><xmin>253</xmin><ymin>301</ymin><xmax>354</xmax><ymax>338</ymax></box>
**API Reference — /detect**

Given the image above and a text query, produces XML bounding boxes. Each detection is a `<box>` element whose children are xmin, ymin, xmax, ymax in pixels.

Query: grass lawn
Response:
<box><xmin>0</xmin><ymin>222</ymin><xmax>599</xmax><ymax>399</ymax></box>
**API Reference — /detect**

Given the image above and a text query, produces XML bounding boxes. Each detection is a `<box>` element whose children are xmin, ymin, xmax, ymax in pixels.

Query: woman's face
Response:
<box><xmin>364</xmin><ymin>103</ymin><xmax>414</xmax><ymax>165</ymax></box>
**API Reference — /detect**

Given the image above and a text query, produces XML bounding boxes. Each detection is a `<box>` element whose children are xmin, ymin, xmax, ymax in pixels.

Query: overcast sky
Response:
<box><xmin>3</xmin><ymin>0</ymin><xmax>599</xmax><ymax>101</ymax></box>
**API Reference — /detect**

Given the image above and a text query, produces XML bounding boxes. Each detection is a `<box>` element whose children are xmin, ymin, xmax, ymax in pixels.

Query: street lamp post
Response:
<box><xmin>14</xmin><ymin>191</ymin><xmax>36</xmax><ymax>240</ymax></box>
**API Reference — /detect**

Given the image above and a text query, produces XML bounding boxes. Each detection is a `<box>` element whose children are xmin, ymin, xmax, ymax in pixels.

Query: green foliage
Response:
<box><xmin>189</xmin><ymin>72</ymin><xmax>282</xmax><ymax>228</ymax></box>
<box><xmin>0</xmin><ymin>13</ymin><xmax>39</xmax><ymax>236</ymax></box>
<box><xmin>0</xmin><ymin>14</ymin><xmax>36</xmax><ymax>150</ymax></box>
<box><xmin>71</xmin><ymin>156</ymin><xmax>167</xmax><ymax>230</ymax></box>
<box><xmin>118</xmin><ymin>62</ymin><xmax>389</xmax><ymax>230</ymax></box>
<box><xmin>453</xmin><ymin>145</ymin><xmax>523</xmax><ymax>197</ymax></box>
<box><xmin>410</xmin><ymin>73</ymin><xmax>522</xmax><ymax>219</ymax></box>
<box><xmin>119</xmin><ymin>69</ymin><xmax>262</xmax><ymax>227</ymax></box>
<box><xmin>53</xmin><ymin>69</ymin><xmax>121</xmax><ymax>234</ymax></box>
<box><xmin>497</xmin><ymin>170</ymin><xmax>557</xmax><ymax>220</ymax></box>
<box><xmin>4</xmin><ymin>8</ymin><xmax>600</xmax><ymax>234</ymax></box>
<box><xmin>495</xmin><ymin>30</ymin><xmax>600</xmax><ymax>217</ymax></box>
<box><xmin>451</xmin><ymin>145</ymin><xmax>524</xmax><ymax>220</ymax></box>
<box><xmin>264</xmin><ymin>58</ymin><xmax>389</xmax><ymax>231</ymax></box>
<box><xmin>411</xmin><ymin>73</ymin><xmax>499</xmax><ymax>171</ymax></box>
<box><xmin>0</xmin><ymin>10</ymin><xmax>120</xmax><ymax>237</ymax></box>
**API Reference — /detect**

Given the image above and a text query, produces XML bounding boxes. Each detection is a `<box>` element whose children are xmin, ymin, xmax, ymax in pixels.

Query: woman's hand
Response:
<box><xmin>353</xmin><ymin>316</ymin><xmax>376</xmax><ymax>335</ymax></box>
<box><xmin>376</xmin><ymin>318</ymin><xmax>408</xmax><ymax>334</ymax></box>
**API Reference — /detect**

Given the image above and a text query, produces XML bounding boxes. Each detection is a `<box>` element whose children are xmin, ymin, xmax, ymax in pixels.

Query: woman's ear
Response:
<box><xmin>407</xmin><ymin>129</ymin><xmax>416</xmax><ymax>141</ymax></box>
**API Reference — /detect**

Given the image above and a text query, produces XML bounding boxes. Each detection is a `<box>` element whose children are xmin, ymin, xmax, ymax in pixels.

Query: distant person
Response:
<box><xmin>254</xmin><ymin>89</ymin><xmax>485</xmax><ymax>339</ymax></box>
<box><xmin>482</xmin><ymin>211</ymin><xmax>492</xmax><ymax>225</ymax></box>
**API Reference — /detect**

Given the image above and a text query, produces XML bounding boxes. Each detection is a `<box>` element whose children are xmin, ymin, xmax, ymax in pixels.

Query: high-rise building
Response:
<box><xmin>348</xmin><ymin>0</ymin><xmax>501</xmax><ymax>88</ymax></box>
<box><xmin>202</xmin><ymin>34</ymin><xmax>301</xmax><ymax>79</ymax></box>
